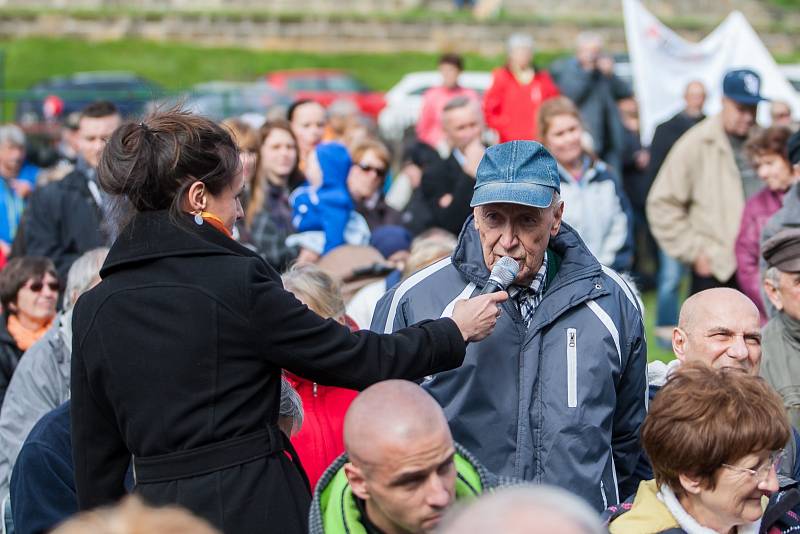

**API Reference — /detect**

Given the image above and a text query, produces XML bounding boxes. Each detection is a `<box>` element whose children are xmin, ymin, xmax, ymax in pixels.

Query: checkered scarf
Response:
<box><xmin>507</xmin><ymin>251</ymin><xmax>548</xmax><ymax>328</ymax></box>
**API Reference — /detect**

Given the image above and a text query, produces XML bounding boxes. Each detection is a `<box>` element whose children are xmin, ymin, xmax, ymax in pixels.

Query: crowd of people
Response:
<box><xmin>0</xmin><ymin>27</ymin><xmax>794</xmax><ymax>534</ymax></box>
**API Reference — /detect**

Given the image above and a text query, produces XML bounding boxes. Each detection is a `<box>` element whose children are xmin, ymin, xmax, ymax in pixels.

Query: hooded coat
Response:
<box><xmin>291</xmin><ymin>142</ymin><xmax>356</xmax><ymax>254</ymax></box>
<box><xmin>70</xmin><ymin>210</ymin><xmax>466</xmax><ymax>534</ymax></box>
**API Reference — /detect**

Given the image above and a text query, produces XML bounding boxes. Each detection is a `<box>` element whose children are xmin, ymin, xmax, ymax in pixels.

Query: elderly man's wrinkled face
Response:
<box><xmin>474</xmin><ymin>200</ymin><xmax>563</xmax><ymax>286</ymax></box>
<box><xmin>673</xmin><ymin>289</ymin><xmax>762</xmax><ymax>374</ymax></box>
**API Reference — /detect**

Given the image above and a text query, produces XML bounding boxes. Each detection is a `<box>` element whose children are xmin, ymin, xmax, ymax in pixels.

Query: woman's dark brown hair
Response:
<box><xmin>642</xmin><ymin>361</ymin><xmax>790</xmax><ymax>497</ymax></box>
<box><xmin>98</xmin><ymin>108</ymin><xmax>240</xmax><ymax>224</ymax></box>
<box><xmin>746</xmin><ymin>125</ymin><xmax>793</xmax><ymax>163</ymax></box>
<box><xmin>0</xmin><ymin>257</ymin><xmax>57</xmax><ymax>313</ymax></box>
<box><xmin>246</xmin><ymin>119</ymin><xmax>302</xmax><ymax>227</ymax></box>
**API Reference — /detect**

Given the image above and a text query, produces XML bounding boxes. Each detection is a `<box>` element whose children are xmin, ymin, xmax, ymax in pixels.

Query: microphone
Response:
<box><xmin>479</xmin><ymin>256</ymin><xmax>519</xmax><ymax>295</ymax></box>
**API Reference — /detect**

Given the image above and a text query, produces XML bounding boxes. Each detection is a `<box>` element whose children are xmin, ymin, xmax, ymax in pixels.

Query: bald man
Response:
<box><xmin>439</xmin><ymin>486</ymin><xmax>605</xmax><ymax>534</ymax></box>
<box><xmin>309</xmin><ymin>380</ymin><xmax>504</xmax><ymax>534</ymax></box>
<box><xmin>643</xmin><ymin>288</ymin><xmax>800</xmax><ymax>481</ymax></box>
<box><xmin>672</xmin><ymin>287</ymin><xmax>762</xmax><ymax>373</ymax></box>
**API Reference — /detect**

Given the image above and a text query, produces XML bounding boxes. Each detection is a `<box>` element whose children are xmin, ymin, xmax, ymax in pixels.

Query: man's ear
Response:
<box><xmin>473</xmin><ymin>207</ymin><xmax>480</xmax><ymax>230</ymax></box>
<box><xmin>764</xmin><ymin>277</ymin><xmax>784</xmax><ymax>312</ymax></box>
<box><xmin>678</xmin><ymin>473</ymin><xmax>704</xmax><ymax>496</ymax></box>
<box><xmin>673</xmin><ymin>327</ymin><xmax>688</xmax><ymax>363</ymax></box>
<box><xmin>344</xmin><ymin>462</ymin><xmax>370</xmax><ymax>501</ymax></box>
<box><xmin>550</xmin><ymin>200</ymin><xmax>564</xmax><ymax>237</ymax></box>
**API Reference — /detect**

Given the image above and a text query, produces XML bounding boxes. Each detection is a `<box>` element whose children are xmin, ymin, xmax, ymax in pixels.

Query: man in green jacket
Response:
<box><xmin>309</xmin><ymin>380</ymin><xmax>507</xmax><ymax>534</ymax></box>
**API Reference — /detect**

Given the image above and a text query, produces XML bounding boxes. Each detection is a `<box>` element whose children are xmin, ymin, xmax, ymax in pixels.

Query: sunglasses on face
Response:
<box><xmin>26</xmin><ymin>280</ymin><xmax>60</xmax><ymax>293</ymax></box>
<box><xmin>356</xmin><ymin>162</ymin><xmax>387</xmax><ymax>178</ymax></box>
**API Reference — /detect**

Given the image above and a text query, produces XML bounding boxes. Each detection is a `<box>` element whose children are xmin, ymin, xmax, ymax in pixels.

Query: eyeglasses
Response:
<box><xmin>722</xmin><ymin>450</ymin><xmax>785</xmax><ymax>483</ymax></box>
<box><xmin>356</xmin><ymin>162</ymin><xmax>387</xmax><ymax>178</ymax></box>
<box><xmin>26</xmin><ymin>280</ymin><xmax>60</xmax><ymax>293</ymax></box>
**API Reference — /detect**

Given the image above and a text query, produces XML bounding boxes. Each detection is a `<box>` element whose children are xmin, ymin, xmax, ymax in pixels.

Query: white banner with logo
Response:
<box><xmin>623</xmin><ymin>0</ymin><xmax>800</xmax><ymax>144</ymax></box>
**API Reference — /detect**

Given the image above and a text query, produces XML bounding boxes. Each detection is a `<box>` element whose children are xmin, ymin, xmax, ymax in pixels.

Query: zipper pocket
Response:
<box><xmin>567</xmin><ymin>328</ymin><xmax>577</xmax><ymax>408</ymax></box>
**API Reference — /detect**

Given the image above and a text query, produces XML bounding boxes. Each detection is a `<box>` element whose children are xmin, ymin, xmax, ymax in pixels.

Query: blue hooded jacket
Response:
<box><xmin>291</xmin><ymin>143</ymin><xmax>353</xmax><ymax>254</ymax></box>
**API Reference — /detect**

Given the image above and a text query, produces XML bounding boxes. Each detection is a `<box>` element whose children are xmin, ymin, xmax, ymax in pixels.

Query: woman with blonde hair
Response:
<box><xmin>538</xmin><ymin>96</ymin><xmax>633</xmax><ymax>271</ymax></box>
<box><xmin>281</xmin><ymin>263</ymin><xmax>359</xmax><ymax>489</ymax></box>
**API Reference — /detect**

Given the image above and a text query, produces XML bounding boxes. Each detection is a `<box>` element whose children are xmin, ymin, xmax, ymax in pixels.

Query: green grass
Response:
<box><xmin>0</xmin><ymin>36</ymin><xmax>567</xmax><ymax>94</ymax></box>
<box><xmin>0</xmin><ymin>36</ymin><xmax>568</xmax><ymax>119</ymax></box>
<box><xmin>642</xmin><ymin>291</ymin><xmax>676</xmax><ymax>363</ymax></box>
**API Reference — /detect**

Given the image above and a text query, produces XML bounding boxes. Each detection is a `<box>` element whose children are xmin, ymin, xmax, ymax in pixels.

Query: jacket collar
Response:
<box><xmin>101</xmin><ymin>210</ymin><xmax>259</xmax><ymax>278</ymax></box>
<box><xmin>451</xmin><ymin>215</ymin><xmax>601</xmax><ymax>289</ymax></box>
<box><xmin>698</xmin><ymin>114</ymin><xmax>735</xmax><ymax>158</ymax></box>
<box><xmin>312</xmin><ymin>442</ymin><xmax>494</xmax><ymax>534</ymax></box>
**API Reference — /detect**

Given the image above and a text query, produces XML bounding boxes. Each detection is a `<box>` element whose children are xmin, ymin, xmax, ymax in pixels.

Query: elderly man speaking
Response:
<box><xmin>371</xmin><ymin>141</ymin><xmax>647</xmax><ymax>511</ymax></box>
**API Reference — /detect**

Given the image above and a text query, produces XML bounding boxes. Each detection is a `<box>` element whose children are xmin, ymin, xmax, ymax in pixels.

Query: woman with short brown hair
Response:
<box><xmin>607</xmin><ymin>362</ymin><xmax>798</xmax><ymax>533</ymax></box>
<box><xmin>734</xmin><ymin>126</ymin><xmax>796</xmax><ymax>322</ymax></box>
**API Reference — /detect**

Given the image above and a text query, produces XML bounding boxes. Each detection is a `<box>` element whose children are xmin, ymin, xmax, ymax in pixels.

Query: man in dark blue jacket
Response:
<box><xmin>372</xmin><ymin>141</ymin><xmax>647</xmax><ymax>511</ymax></box>
<box><xmin>23</xmin><ymin>102</ymin><xmax>119</xmax><ymax>280</ymax></box>
<box><xmin>10</xmin><ymin>401</ymin><xmax>74</xmax><ymax>534</ymax></box>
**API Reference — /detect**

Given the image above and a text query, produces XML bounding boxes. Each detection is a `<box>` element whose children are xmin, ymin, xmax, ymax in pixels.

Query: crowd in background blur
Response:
<box><xmin>0</xmin><ymin>25</ymin><xmax>798</xmax><ymax>534</ymax></box>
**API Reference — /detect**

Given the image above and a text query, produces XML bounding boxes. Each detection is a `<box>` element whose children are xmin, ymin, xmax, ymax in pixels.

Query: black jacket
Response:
<box><xmin>24</xmin><ymin>168</ymin><xmax>108</xmax><ymax>281</ymax></box>
<box><xmin>70</xmin><ymin>210</ymin><xmax>465</xmax><ymax>534</ymax></box>
<box><xmin>0</xmin><ymin>315</ymin><xmax>23</xmax><ymax>409</ymax></box>
<box><xmin>419</xmin><ymin>153</ymin><xmax>475</xmax><ymax>236</ymax></box>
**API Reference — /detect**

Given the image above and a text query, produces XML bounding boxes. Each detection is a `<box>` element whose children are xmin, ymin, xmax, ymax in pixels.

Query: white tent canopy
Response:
<box><xmin>623</xmin><ymin>0</ymin><xmax>800</xmax><ymax>144</ymax></box>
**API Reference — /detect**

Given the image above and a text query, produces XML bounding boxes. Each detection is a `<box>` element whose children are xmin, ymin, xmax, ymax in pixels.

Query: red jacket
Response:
<box><xmin>286</xmin><ymin>315</ymin><xmax>359</xmax><ymax>489</ymax></box>
<box><xmin>483</xmin><ymin>66</ymin><xmax>560</xmax><ymax>143</ymax></box>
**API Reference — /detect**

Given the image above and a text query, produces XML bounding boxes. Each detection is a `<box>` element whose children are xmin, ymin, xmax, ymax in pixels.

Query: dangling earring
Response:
<box><xmin>194</xmin><ymin>212</ymin><xmax>204</xmax><ymax>226</ymax></box>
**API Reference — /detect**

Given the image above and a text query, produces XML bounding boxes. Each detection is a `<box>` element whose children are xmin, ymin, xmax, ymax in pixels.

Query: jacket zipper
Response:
<box><xmin>566</xmin><ymin>328</ymin><xmax>577</xmax><ymax>408</ymax></box>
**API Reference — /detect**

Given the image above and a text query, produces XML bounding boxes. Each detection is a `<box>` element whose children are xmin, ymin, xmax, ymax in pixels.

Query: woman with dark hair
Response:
<box><xmin>734</xmin><ymin>126</ymin><xmax>796</xmax><ymax>322</ymax></box>
<box><xmin>0</xmin><ymin>256</ymin><xmax>58</xmax><ymax>406</ymax></box>
<box><xmin>70</xmin><ymin>109</ymin><xmax>505</xmax><ymax>534</ymax></box>
<box><xmin>246</xmin><ymin>120</ymin><xmax>304</xmax><ymax>270</ymax></box>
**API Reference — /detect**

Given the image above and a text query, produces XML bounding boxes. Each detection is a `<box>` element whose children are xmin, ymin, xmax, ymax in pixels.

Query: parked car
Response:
<box><xmin>15</xmin><ymin>71</ymin><xmax>163</xmax><ymax>126</ymax></box>
<box><xmin>151</xmin><ymin>80</ymin><xmax>292</xmax><ymax>122</ymax></box>
<box><xmin>378</xmin><ymin>70</ymin><xmax>492</xmax><ymax>142</ymax></box>
<box><xmin>264</xmin><ymin>69</ymin><xmax>385</xmax><ymax>118</ymax></box>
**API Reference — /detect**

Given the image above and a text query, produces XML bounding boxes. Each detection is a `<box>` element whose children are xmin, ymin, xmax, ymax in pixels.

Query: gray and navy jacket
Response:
<box><xmin>371</xmin><ymin>217</ymin><xmax>648</xmax><ymax>511</ymax></box>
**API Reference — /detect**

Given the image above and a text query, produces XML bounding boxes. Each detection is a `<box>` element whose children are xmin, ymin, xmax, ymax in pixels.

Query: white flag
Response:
<box><xmin>623</xmin><ymin>0</ymin><xmax>800</xmax><ymax>144</ymax></box>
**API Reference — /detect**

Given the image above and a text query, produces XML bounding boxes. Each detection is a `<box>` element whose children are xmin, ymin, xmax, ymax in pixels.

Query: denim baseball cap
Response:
<box><xmin>723</xmin><ymin>68</ymin><xmax>768</xmax><ymax>105</ymax></box>
<box><xmin>471</xmin><ymin>141</ymin><xmax>560</xmax><ymax>209</ymax></box>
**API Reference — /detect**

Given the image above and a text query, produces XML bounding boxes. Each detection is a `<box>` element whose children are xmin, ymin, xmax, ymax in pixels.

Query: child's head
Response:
<box><xmin>311</xmin><ymin>142</ymin><xmax>352</xmax><ymax>189</ymax></box>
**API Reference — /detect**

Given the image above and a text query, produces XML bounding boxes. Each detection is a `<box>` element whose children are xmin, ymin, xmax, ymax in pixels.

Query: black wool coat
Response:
<box><xmin>70</xmin><ymin>210</ymin><xmax>465</xmax><ymax>534</ymax></box>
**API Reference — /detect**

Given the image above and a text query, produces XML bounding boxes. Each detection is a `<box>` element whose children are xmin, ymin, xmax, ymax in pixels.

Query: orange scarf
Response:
<box><xmin>7</xmin><ymin>314</ymin><xmax>52</xmax><ymax>351</ymax></box>
<box><xmin>200</xmin><ymin>211</ymin><xmax>232</xmax><ymax>239</ymax></box>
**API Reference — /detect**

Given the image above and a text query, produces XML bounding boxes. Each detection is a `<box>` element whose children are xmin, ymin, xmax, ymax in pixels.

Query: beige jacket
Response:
<box><xmin>646</xmin><ymin>113</ymin><xmax>745</xmax><ymax>282</ymax></box>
